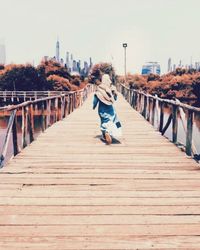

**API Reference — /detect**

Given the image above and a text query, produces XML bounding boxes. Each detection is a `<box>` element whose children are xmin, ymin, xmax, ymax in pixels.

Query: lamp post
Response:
<box><xmin>122</xmin><ymin>43</ymin><xmax>127</xmax><ymax>82</ymax></box>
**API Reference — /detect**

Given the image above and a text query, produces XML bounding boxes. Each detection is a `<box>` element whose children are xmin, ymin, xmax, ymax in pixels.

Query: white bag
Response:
<box><xmin>102</xmin><ymin>121</ymin><xmax>122</xmax><ymax>139</ymax></box>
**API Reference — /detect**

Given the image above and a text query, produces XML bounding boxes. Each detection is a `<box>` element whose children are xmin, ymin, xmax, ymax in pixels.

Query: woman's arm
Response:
<box><xmin>93</xmin><ymin>94</ymin><xmax>99</xmax><ymax>109</ymax></box>
<box><xmin>111</xmin><ymin>86</ymin><xmax>117</xmax><ymax>101</ymax></box>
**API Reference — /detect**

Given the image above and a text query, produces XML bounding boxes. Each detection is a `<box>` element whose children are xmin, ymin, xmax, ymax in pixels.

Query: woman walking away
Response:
<box><xmin>93</xmin><ymin>74</ymin><xmax>122</xmax><ymax>145</ymax></box>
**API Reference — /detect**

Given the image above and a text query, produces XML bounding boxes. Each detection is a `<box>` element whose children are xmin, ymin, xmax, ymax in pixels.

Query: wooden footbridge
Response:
<box><xmin>0</xmin><ymin>85</ymin><xmax>200</xmax><ymax>249</ymax></box>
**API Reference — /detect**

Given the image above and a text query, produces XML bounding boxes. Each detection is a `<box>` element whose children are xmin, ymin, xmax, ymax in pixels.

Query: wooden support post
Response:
<box><xmin>159</xmin><ymin>101</ymin><xmax>164</xmax><ymax>133</ymax></box>
<box><xmin>12</xmin><ymin>114</ymin><xmax>19</xmax><ymax>156</ymax></box>
<box><xmin>65</xmin><ymin>96</ymin><xmax>68</xmax><ymax>117</ymax></box>
<box><xmin>67</xmin><ymin>96</ymin><xmax>70</xmax><ymax>114</ymax></box>
<box><xmin>131</xmin><ymin>91</ymin><xmax>134</xmax><ymax>108</ymax></box>
<box><xmin>135</xmin><ymin>92</ymin><xmax>138</xmax><ymax>111</ymax></box>
<box><xmin>41</xmin><ymin>102</ymin><xmax>45</xmax><ymax>132</ymax></box>
<box><xmin>74</xmin><ymin>93</ymin><xmax>76</xmax><ymax>110</ymax></box>
<box><xmin>72</xmin><ymin>94</ymin><xmax>75</xmax><ymax>112</ymax></box>
<box><xmin>61</xmin><ymin>96</ymin><xmax>64</xmax><ymax>119</ymax></box>
<box><xmin>46</xmin><ymin>100</ymin><xmax>51</xmax><ymax>127</ymax></box>
<box><xmin>0</xmin><ymin>110</ymin><xmax>16</xmax><ymax>168</ymax></box>
<box><xmin>162</xmin><ymin>113</ymin><xmax>172</xmax><ymax>136</ymax></box>
<box><xmin>186</xmin><ymin>110</ymin><xmax>193</xmax><ymax>156</ymax></box>
<box><xmin>172</xmin><ymin>104</ymin><xmax>178</xmax><ymax>143</ymax></box>
<box><xmin>63</xmin><ymin>96</ymin><xmax>67</xmax><ymax>118</ymax></box>
<box><xmin>48</xmin><ymin>99</ymin><xmax>51</xmax><ymax>126</ymax></box>
<box><xmin>129</xmin><ymin>89</ymin><xmax>131</xmax><ymax>104</ymax></box>
<box><xmin>46</xmin><ymin>100</ymin><xmax>48</xmax><ymax>127</ymax></box>
<box><xmin>142</xmin><ymin>95</ymin><xmax>147</xmax><ymax>118</ymax></box>
<box><xmin>21</xmin><ymin>107</ymin><xmax>27</xmax><ymax>148</ymax></box>
<box><xmin>70</xmin><ymin>94</ymin><xmax>73</xmax><ymax>113</ymax></box>
<box><xmin>155</xmin><ymin>95</ymin><xmax>159</xmax><ymax>130</ymax></box>
<box><xmin>137</xmin><ymin>92</ymin><xmax>140</xmax><ymax>112</ymax></box>
<box><xmin>139</xmin><ymin>93</ymin><xmax>143</xmax><ymax>113</ymax></box>
<box><xmin>29</xmin><ymin>104</ymin><xmax>34</xmax><ymax>143</ymax></box>
<box><xmin>55</xmin><ymin>97</ymin><xmax>58</xmax><ymax>121</ymax></box>
<box><xmin>151</xmin><ymin>98</ymin><xmax>156</xmax><ymax>126</ymax></box>
<box><xmin>147</xmin><ymin>96</ymin><xmax>150</xmax><ymax>121</ymax></box>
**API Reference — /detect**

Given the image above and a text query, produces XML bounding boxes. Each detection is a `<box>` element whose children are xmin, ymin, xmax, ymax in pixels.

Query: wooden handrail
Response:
<box><xmin>119</xmin><ymin>84</ymin><xmax>200</xmax><ymax>112</ymax></box>
<box><xmin>0</xmin><ymin>84</ymin><xmax>94</xmax><ymax>168</ymax></box>
<box><xmin>0</xmin><ymin>87</ymin><xmax>89</xmax><ymax>111</ymax></box>
<box><xmin>117</xmin><ymin>83</ymin><xmax>200</xmax><ymax>160</ymax></box>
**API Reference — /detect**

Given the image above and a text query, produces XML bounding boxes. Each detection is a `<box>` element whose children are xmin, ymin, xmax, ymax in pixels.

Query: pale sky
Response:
<box><xmin>0</xmin><ymin>0</ymin><xmax>200</xmax><ymax>74</ymax></box>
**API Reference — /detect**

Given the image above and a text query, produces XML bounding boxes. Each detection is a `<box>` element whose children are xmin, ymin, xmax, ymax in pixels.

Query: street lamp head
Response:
<box><xmin>123</xmin><ymin>43</ymin><xmax>127</xmax><ymax>48</ymax></box>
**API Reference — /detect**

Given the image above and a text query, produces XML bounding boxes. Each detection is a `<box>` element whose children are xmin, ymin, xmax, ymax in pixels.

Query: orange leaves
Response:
<box><xmin>47</xmin><ymin>75</ymin><xmax>78</xmax><ymax>91</ymax></box>
<box><xmin>89</xmin><ymin>63</ymin><xmax>116</xmax><ymax>84</ymax></box>
<box><xmin>119</xmin><ymin>70</ymin><xmax>200</xmax><ymax>100</ymax></box>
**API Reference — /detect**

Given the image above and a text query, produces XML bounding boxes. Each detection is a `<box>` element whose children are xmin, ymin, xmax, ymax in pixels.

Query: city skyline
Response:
<box><xmin>0</xmin><ymin>0</ymin><xmax>200</xmax><ymax>74</ymax></box>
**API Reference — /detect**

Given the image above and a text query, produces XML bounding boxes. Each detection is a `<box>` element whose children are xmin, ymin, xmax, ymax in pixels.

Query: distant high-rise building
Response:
<box><xmin>66</xmin><ymin>52</ymin><xmax>70</xmax><ymax>68</ymax></box>
<box><xmin>195</xmin><ymin>62</ymin><xmax>200</xmax><ymax>71</ymax></box>
<box><xmin>72</xmin><ymin>60</ymin><xmax>77</xmax><ymax>72</ymax></box>
<box><xmin>173</xmin><ymin>64</ymin><xmax>176</xmax><ymax>71</ymax></box>
<box><xmin>56</xmin><ymin>40</ymin><xmax>60</xmax><ymax>62</ymax></box>
<box><xmin>89</xmin><ymin>57</ymin><xmax>93</xmax><ymax>68</ymax></box>
<box><xmin>141</xmin><ymin>62</ymin><xmax>160</xmax><ymax>75</ymax></box>
<box><xmin>77</xmin><ymin>60</ymin><xmax>81</xmax><ymax>73</ymax></box>
<box><xmin>0</xmin><ymin>43</ymin><xmax>6</xmax><ymax>64</ymax></box>
<box><xmin>167</xmin><ymin>58</ymin><xmax>172</xmax><ymax>72</ymax></box>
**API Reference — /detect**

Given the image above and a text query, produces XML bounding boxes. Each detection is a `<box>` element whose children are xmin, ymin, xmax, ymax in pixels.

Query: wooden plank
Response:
<box><xmin>0</xmin><ymin>205</ymin><xmax>200</xmax><ymax>215</ymax></box>
<box><xmin>1</xmin><ymin>197</ymin><xmax>200</xmax><ymax>205</ymax></box>
<box><xmin>0</xmin><ymin>236</ymin><xmax>200</xmax><ymax>249</ymax></box>
<box><xmin>1</xmin><ymin>190</ymin><xmax>200</xmax><ymax>198</ymax></box>
<box><xmin>0</xmin><ymin>225</ymin><xmax>200</xmax><ymax>236</ymax></box>
<box><xmin>1</xmin><ymin>173</ymin><xmax>200</xmax><ymax>180</ymax></box>
<box><xmin>1</xmin><ymin>214</ymin><xmax>200</xmax><ymax>225</ymax></box>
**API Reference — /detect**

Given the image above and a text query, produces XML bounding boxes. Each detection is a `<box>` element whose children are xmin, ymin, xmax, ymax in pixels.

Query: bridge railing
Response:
<box><xmin>117</xmin><ymin>83</ymin><xmax>200</xmax><ymax>160</ymax></box>
<box><xmin>0</xmin><ymin>84</ymin><xmax>94</xmax><ymax>168</ymax></box>
<box><xmin>0</xmin><ymin>90</ymin><xmax>86</xmax><ymax>103</ymax></box>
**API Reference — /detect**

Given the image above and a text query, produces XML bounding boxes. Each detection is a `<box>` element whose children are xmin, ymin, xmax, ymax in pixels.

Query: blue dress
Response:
<box><xmin>93</xmin><ymin>94</ymin><xmax>121</xmax><ymax>135</ymax></box>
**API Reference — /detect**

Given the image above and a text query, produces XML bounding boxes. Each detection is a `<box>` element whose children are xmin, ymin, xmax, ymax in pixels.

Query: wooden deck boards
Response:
<box><xmin>0</xmin><ymin>93</ymin><xmax>200</xmax><ymax>249</ymax></box>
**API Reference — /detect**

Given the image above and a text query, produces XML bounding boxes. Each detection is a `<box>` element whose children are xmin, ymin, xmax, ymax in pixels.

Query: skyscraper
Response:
<box><xmin>89</xmin><ymin>57</ymin><xmax>93</xmax><ymax>68</ymax></box>
<box><xmin>0</xmin><ymin>43</ymin><xmax>6</xmax><ymax>65</ymax></box>
<box><xmin>167</xmin><ymin>58</ymin><xmax>172</xmax><ymax>72</ymax></box>
<box><xmin>66</xmin><ymin>52</ymin><xmax>70</xmax><ymax>68</ymax></box>
<box><xmin>56</xmin><ymin>40</ymin><xmax>60</xmax><ymax>62</ymax></box>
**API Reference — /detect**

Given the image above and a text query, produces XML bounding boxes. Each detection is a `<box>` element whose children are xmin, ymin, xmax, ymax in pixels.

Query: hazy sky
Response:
<box><xmin>0</xmin><ymin>0</ymin><xmax>200</xmax><ymax>74</ymax></box>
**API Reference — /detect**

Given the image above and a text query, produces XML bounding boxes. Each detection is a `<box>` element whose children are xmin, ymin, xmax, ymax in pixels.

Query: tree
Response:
<box><xmin>0</xmin><ymin>64</ymin><xmax>45</xmax><ymax>91</ymax></box>
<box><xmin>192</xmin><ymin>76</ymin><xmax>200</xmax><ymax>99</ymax></box>
<box><xmin>37</xmin><ymin>60</ymin><xmax>72</xmax><ymax>80</ymax></box>
<box><xmin>89</xmin><ymin>63</ymin><xmax>116</xmax><ymax>84</ymax></box>
<box><xmin>47</xmin><ymin>75</ymin><xmax>78</xmax><ymax>91</ymax></box>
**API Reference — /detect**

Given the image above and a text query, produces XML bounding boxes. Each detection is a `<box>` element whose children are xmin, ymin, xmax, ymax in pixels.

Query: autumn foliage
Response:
<box><xmin>47</xmin><ymin>75</ymin><xmax>78</xmax><ymax>91</ymax></box>
<box><xmin>118</xmin><ymin>68</ymin><xmax>200</xmax><ymax>100</ymax></box>
<box><xmin>0</xmin><ymin>60</ymin><xmax>86</xmax><ymax>91</ymax></box>
<box><xmin>89</xmin><ymin>63</ymin><xmax>116</xmax><ymax>84</ymax></box>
